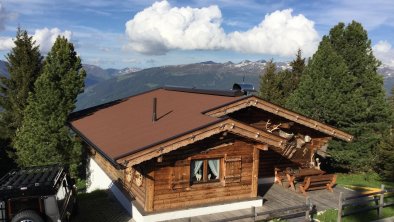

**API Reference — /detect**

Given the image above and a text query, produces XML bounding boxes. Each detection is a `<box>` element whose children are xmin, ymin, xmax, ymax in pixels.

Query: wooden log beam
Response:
<box><xmin>251</xmin><ymin>147</ymin><xmax>259</xmax><ymax>197</ymax></box>
<box><xmin>204</xmin><ymin>96</ymin><xmax>353</xmax><ymax>142</ymax></box>
<box><xmin>117</xmin><ymin>119</ymin><xmax>286</xmax><ymax>167</ymax></box>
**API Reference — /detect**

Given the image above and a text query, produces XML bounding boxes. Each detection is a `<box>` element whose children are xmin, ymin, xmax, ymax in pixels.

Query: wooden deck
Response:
<box><xmin>168</xmin><ymin>183</ymin><xmax>358</xmax><ymax>222</ymax></box>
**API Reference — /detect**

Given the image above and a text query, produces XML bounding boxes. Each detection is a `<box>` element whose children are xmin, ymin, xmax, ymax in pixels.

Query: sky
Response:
<box><xmin>0</xmin><ymin>0</ymin><xmax>393</xmax><ymax>69</ymax></box>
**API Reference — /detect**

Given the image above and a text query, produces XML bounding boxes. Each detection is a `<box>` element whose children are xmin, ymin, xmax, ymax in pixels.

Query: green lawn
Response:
<box><xmin>316</xmin><ymin>173</ymin><xmax>394</xmax><ymax>222</ymax></box>
<box><xmin>315</xmin><ymin>201</ymin><xmax>394</xmax><ymax>222</ymax></box>
<box><xmin>336</xmin><ymin>172</ymin><xmax>394</xmax><ymax>189</ymax></box>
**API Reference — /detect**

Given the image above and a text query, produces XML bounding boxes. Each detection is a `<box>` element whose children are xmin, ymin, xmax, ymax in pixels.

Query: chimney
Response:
<box><xmin>152</xmin><ymin>97</ymin><xmax>157</xmax><ymax>122</ymax></box>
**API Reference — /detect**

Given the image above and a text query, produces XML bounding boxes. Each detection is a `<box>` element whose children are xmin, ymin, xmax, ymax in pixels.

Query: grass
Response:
<box><xmin>315</xmin><ymin>201</ymin><xmax>394</xmax><ymax>222</ymax></box>
<box><xmin>315</xmin><ymin>172</ymin><xmax>394</xmax><ymax>222</ymax></box>
<box><xmin>75</xmin><ymin>178</ymin><xmax>87</xmax><ymax>191</ymax></box>
<box><xmin>336</xmin><ymin>172</ymin><xmax>394</xmax><ymax>189</ymax></box>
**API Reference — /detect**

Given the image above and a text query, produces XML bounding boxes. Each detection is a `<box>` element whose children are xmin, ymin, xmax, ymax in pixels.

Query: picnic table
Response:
<box><xmin>285</xmin><ymin>168</ymin><xmax>325</xmax><ymax>191</ymax></box>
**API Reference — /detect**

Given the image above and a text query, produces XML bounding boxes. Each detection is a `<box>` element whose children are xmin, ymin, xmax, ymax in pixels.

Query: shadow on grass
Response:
<box><xmin>73</xmin><ymin>190</ymin><xmax>131</xmax><ymax>222</ymax></box>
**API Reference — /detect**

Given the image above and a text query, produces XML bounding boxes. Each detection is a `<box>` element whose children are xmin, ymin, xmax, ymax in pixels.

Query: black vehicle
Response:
<box><xmin>0</xmin><ymin>165</ymin><xmax>77</xmax><ymax>222</ymax></box>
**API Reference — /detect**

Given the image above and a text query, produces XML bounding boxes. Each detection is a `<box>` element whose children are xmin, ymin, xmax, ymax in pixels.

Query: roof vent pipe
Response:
<box><xmin>152</xmin><ymin>97</ymin><xmax>157</xmax><ymax>122</ymax></box>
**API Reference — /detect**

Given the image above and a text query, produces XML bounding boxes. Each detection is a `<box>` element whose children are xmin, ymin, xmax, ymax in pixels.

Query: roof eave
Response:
<box><xmin>115</xmin><ymin>118</ymin><xmax>287</xmax><ymax>167</ymax></box>
<box><xmin>68</xmin><ymin>123</ymin><xmax>124</xmax><ymax>169</ymax></box>
<box><xmin>204</xmin><ymin>95</ymin><xmax>353</xmax><ymax>142</ymax></box>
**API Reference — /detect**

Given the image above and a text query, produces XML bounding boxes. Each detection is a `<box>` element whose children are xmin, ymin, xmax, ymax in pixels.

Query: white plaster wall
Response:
<box><xmin>86</xmin><ymin>158</ymin><xmax>112</xmax><ymax>192</ymax></box>
<box><xmin>87</xmin><ymin>157</ymin><xmax>132</xmax><ymax>215</ymax></box>
<box><xmin>133</xmin><ymin>198</ymin><xmax>263</xmax><ymax>222</ymax></box>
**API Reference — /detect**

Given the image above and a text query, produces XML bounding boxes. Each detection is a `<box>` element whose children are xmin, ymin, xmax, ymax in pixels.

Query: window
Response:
<box><xmin>191</xmin><ymin>159</ymin><xmax>221</xmax><ymax>183</ymax></box>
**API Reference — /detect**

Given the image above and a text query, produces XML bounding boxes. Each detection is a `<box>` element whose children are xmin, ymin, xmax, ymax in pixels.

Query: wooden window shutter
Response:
<box><xmin>225</xmin><ymin>156</ymin><xmax>242</xmax><ymax>183</ymax></box>
<box><xmin>171</xmin><ymin>159</ymin><xmax>190</xmax><ymax>190</ymax></box>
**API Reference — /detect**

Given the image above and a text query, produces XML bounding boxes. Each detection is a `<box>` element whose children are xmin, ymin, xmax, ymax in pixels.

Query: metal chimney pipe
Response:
<box><xmin>152</xmin><ymin>97</ymin><xmax>157</xmax><ymax>122</ymax></box>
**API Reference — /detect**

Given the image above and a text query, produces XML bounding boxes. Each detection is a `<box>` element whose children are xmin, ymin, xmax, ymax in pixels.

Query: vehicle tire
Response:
<box><xmin>11</xmin><ymin>210</ymin><xmax>44</xmax><ymax>222</ymax></box>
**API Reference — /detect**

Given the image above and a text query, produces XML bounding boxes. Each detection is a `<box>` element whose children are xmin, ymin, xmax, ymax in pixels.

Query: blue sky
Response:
<box><xmin>0</xmin><ymin>0</ymin><xmax>393</xmax><ymax>69</ymax></box>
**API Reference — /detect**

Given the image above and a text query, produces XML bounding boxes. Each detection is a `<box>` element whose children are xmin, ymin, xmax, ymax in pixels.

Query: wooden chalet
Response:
<box><xmin>68</xmin><ymin>86</ymin><xmax>353</xmax><ymax>222</ymax></box>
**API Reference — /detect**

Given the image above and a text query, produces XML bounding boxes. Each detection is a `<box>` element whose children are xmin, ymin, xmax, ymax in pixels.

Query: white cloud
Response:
<box><xmin>0</xmin><ymin>27</ymin><xmax>72</xmax><ymax>52</ymax></box>
<box><xmin>373</xmin><ymin>40</ymin><xmax>394</xmax><ymax>66</ymax></box>
<box><xmin>0</xmin><ymin>36</ymin><xmax>13</xmax><ymax>51</ymax></box>
<box><xmin>374</xmin><ymin>40</ymin><xmax>391</xmax><ymax>53</ymax></box>
<box><xmin>124</xmin><ymin>1</ymin><xmax>319</xmax><ymax>56</ymax></box>
<box><xmin>125</xmin><ymin>1</ymin><xmax>226</xmax><ymax>55</ymax></box>
<box><xmin>226</xmin><ymin>9</ymin><xmax>318</xmax><ymax>56</ymax></box>
<box><xmin>32</xmin><ymin>27</ymin><xmax>72</xmax><ymax>53</ymax></box>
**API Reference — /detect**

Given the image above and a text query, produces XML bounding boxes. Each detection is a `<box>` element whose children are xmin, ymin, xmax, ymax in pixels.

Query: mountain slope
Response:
<box><xmin>82</xmin><ymin>64</ymin><xmax>141</xmax><ymax>87</ymax></box>
<box><xmin>2</xmin><ymin>59</ymin><xmax>393</xmax><ymax>111</ymax></box>
<box><xmin>75</xmin><ymin>60</ymin><xmax>285</xmax><ymax>109</ymax></box>
<box><xmin>0</xmin><ymin>61</ymin><xmax>140</xmax><ymax>87</ymax></box>
<box><xmin>76</xmin><ymin>61</ymin><xmax>394</xmax><ymax>110</ymax></box>
<box><xmin>0</xmin><ymin>60</ymin><xmax>8</xmax><ymax>77</ymax></box>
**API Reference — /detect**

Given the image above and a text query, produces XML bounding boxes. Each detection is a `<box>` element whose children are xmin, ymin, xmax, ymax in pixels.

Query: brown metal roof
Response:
<box><xmin>70</xmin><ymin>88</ymin><xmax>240</xmax><ymax>160</ymax></box>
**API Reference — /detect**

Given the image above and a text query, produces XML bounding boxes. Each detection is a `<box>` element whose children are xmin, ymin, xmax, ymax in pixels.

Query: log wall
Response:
<box><xmin>151</xmin><ymin>136</ymin><xmax>259</xmax><ymax>211</ymax></box>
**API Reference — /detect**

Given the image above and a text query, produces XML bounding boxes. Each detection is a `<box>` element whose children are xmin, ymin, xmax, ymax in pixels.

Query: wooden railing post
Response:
<box><xmin>305</xmin><ymin>197</ymin><xmax>311</xmax><ymax>221</ymax></box>
<box><xmin>252</xmin><ymin>206</ymin><xmax>257</xmax><ymax>221</ymax></box>
<box><xmin>338</xmin><ymin>192</ymin><xmax>343</xmax><ymax>222</ymax></box>
<box><xmin>379</xmin><ymin>184</ymin><xmax>385</xmax><ymax>218</ymax></box>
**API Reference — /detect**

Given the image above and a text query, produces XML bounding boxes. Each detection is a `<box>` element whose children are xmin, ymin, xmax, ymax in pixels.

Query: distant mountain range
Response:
<box><xmin>76</xmin><ymin>60</ymin><xmax>290</xmax><ymax>109</ymax></box>
<box><xmin>76</xmin><ymin>64</ymin><xmax>141</xmax><ymax>86</ymax></box>
<box><xmin>0</xmin><ymin>60</ymin><xmax>8</xmax><ymax>77</ymax></box>
<box><xmin>1</xmin><ymin>60</ymin><xmax>393</xmax><ymax>110</ymax></box>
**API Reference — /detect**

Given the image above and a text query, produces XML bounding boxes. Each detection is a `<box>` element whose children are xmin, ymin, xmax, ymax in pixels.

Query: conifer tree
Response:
<box><xmin>259</xmin><ymin>51</ymin><xmax>306</xmax><ymax>106</ymax></box>
<box><xmin>259</xmin><ymin>60</ymin><xmax>283</xmax><ymax>104</ymax></box>
<box><xmin>375</xmin><ymin>87</ymin><xmax>394</xmax><ymax>181</ymax></box>
<box><xmin>14</xmin><ymin>36</ymin><xmax>86</xmax><ymax>167</ymax></box>
<box><xmin>328</xmin><ymin>21</ymin><xmax>389</xmax><ymax>128</ymax></box>
<box><xmin>288</xmin><ymin>49</ymin><xmax>305</xmax><ymax>89</ymax></box>
<box><xmin>328</xmin><ymin>22</ymin><xmax>391</xmax><ymax>170</ymax></box>
<box><xmin>281</xmin><ymin>49</ymin><xmax>306</xmax><ymax>106</ymax></box>
<box><xmin>376</xmin><ymin>130</ymin><xmax>394</xmax><ymax>181</ymax></box>
<box><xmin>287</xmin><ymin>37</ymin><xmax>355</xmax><ymax>126</ymax></box>
<box><xmin>0</xmin><ymin>28</ymin><xmax>43</xmax><ymax>141</ymax></box>
<box><xmin>287</xmin><ymin>21</ymin><xmax>391</xmax><ymax>171</ymax></box>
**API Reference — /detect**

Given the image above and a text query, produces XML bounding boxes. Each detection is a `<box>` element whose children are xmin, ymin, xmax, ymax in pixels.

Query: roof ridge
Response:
<box><xmin>163</xmin><ymin>85</ymin><xmax>244</xmax><ymax>97</ymax></box>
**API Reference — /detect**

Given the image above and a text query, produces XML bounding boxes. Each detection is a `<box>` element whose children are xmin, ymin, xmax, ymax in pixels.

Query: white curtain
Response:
<box><xmin>193</xmin><ymin>160</ymin><xmax>203</xmax><ymax>179</ymax></box>
<box><xmin>208</xmin><ymin>159</ymin><xmax>219</xmax><ymax>179</ymax></box>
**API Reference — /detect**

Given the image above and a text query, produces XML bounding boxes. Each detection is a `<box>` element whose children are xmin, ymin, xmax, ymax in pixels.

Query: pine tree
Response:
<box><xmin>375</xmin><ymin>87</ymin><xmax>394</xmax><ymax>181</ymax></box>
<box><xmin>328</xmin><ymin>21</ymin><xmax>389</xmax><ymax>127</ymax></box>
<box><xmin>287</xmin><ymin>37</ymin><xmax>355</xmax><ymax>125</ymax></box>
<box><xmin>14</xmin><ymin>36</ymin><xmax>86</xmax><ymax>167</ymax></box>
<box><xmin>288</xmin><ymin>49</ymin><xmax>305</xmax><ymax>89</ymax></box>
<box><xmin>375</xmin><ymin>130</ymin><xmax>394</xmax><ymax>181</ymax></box>
<box><xmin>287</xmin><ymin>21</ymin><xmax>391</xmax><ymax>171</ymax></box>
<box><xmin>281</xmin><ymin>49</ymin><xmax>306</xmax><ymax>105</ymax></box>
<box><xmin>328</xmin><ymin>22</ymin><xmax>391</xmax><ymax>171</ymax></box>
<box><xmin>0</xmin><ymin>28</ymin><xmax>43</xmax><ymax>141</ymax></box>
<box><xmin>259</xmin><ymin>60</ymin><xmax>283</xmax><ymax>104</ymax></box>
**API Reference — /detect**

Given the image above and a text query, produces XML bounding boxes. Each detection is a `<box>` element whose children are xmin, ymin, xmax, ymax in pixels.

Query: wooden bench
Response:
<box><xmin>274</xmin><ymin>167</ymin><xmax>285</xmax><ymax>185</ymax></box>
<box><xmin>274</xmin><ymin>166</ymin><xmax>299</xmax><ymax>187</ymax></box>
<box><xmin>298</xmin><ymin>174</ymin><xmax>337</xmax><ymax>196</ymax></box>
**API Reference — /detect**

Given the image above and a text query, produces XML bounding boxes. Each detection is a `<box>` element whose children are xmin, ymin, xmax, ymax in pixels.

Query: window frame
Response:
<box><xmin>190</xmin><ymin>158</ymin><xmax>222</xmax><ymax>185</ymax></box>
